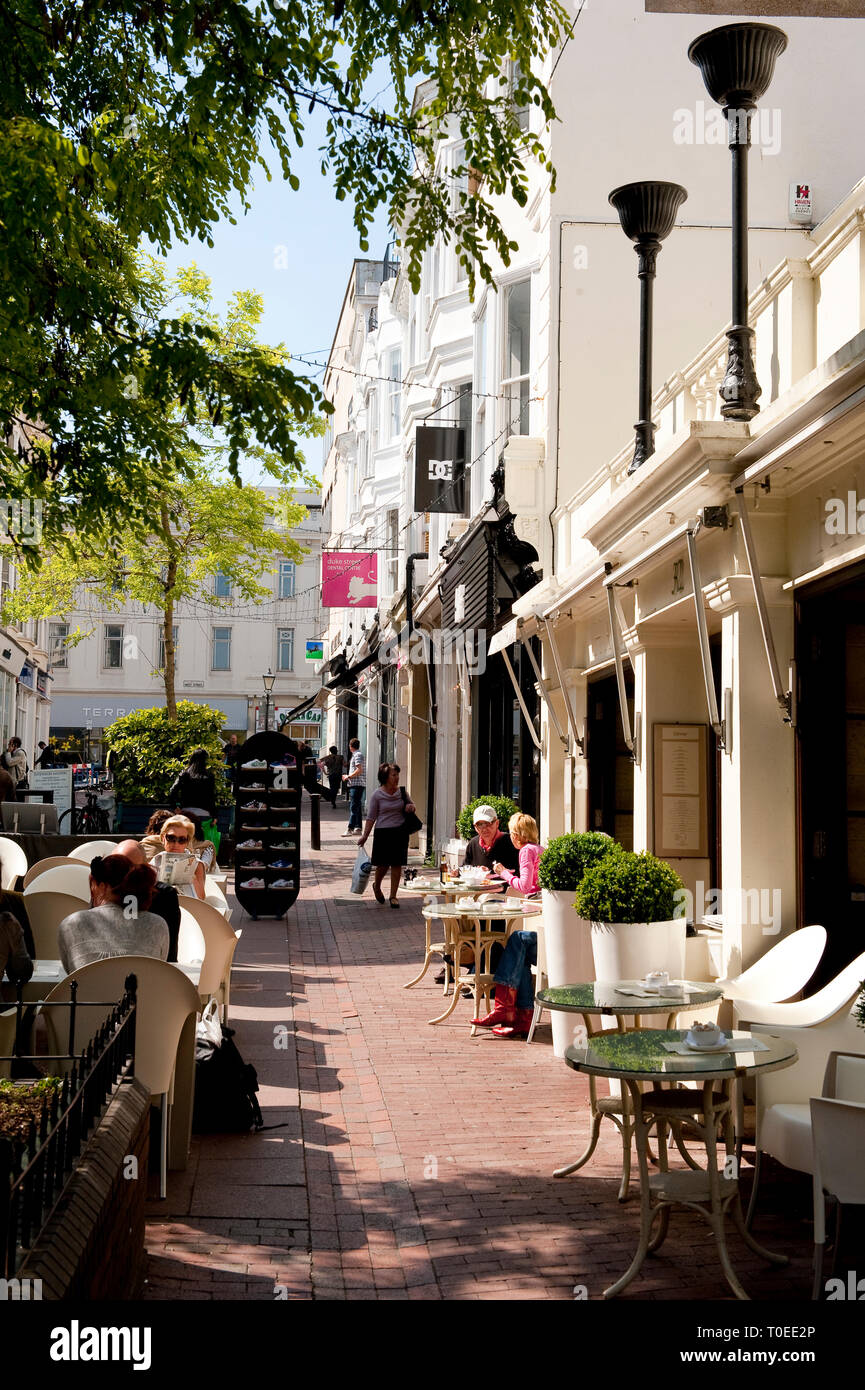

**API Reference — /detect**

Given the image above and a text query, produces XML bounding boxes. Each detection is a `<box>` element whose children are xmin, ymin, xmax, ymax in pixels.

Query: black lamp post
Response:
<box><xmin>609</xmin><ymin>180</ymin><xmax>688</xmax><ymax>474</ymax></box>
<box><xmin>262</xmin><ymin>668</ymin><xmax>275</xmax><ymax>732</ymax></box>
<box><xmin>688</xmin><ymin>22</ymin><xmax>787</xmax><ymax>421</ymax></box>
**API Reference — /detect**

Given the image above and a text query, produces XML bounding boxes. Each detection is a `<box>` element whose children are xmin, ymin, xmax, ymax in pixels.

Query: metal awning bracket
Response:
<box><xmin>500</xmin><ymin>647</ymin><xmax>542</xmax><ymax>751</ymax></box>
<box><xmin>685</xmin><ymin>525</ymin><xmax>727</xmax><ymax>751</ymax></box>
<box><xmin>605</xmin><ymin>586</ymin><xmax>640</xmax><ymax>766</ymax></box>
<box><xmin>734</xmin><ymin>489</ymin><xmax>794</xmax><ymax>727</ymax></box>
<box><xmin>520</xmin><ymin>633</ymin><xmax>570</xmax><ymax>752</ymax></box>
<box><xmin>540</xmin><ymin>617</ymin><xmax>586</xmax><ymax>758</ymax></box>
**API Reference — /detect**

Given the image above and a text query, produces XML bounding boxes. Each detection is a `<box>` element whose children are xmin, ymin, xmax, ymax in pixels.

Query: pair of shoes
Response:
<box><xmin>372</xmin><ymin>885</ymin><xmax>385</xmax><ymax>904</ymax></box>
<box><xmin>492</xmin><ymin>1007</ymin><xmax>534</xmax><ymax>1037</ymax></box>
<box><xmin>389</xmin><ymin>899</ymin><xmax>400</xmax><ymax>909</ymax></box>
<box><xmin>472</xmin><ymin>985</ymin><xmax>517</xmax><ymax>1028</ymax></box>
<box><xmin>461</xmin><ymin>986</ymin><xmax>474</xmax><ymax>999</ymax></box>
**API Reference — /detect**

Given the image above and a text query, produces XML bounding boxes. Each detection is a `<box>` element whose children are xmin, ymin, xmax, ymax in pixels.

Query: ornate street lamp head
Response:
<box><xmin>609</xmin><ymin>181</ymin><xmax>688</xmax><ymax>474</ymax></box>
<box><xmin>688</xmin><ymin>22</ymin><xmax>787</xmax><ymax>110</ymax></box>
<box><xmin>609</xmin><ymin>181</ymin><xmax>688</xmax><ymax>256</ymax></box>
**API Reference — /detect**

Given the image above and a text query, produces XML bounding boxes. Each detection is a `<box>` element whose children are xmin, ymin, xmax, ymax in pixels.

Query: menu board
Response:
<box><xmin>29</xmin><ymin>766</ymin><xmax>74</xmax><ymax>824</ymax></box>
<box><xmin>653</xmin><ymin>724</ymin><xmax>709</xmax><ymax>858</ymax></box>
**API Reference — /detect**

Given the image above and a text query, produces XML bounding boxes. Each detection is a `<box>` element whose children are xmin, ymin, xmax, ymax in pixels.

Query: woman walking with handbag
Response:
<box><xmin>357</xmin><ymin>762</ymin><xmax>419</xmax><ymax>908</ymax></box>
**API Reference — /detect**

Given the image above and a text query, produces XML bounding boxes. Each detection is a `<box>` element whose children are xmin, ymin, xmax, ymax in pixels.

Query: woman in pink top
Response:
<box><xmin>475</xmin><ymin>814</ymin><xmax>545</xmax><ymax>1036</ymax></box>
<box><xmin>493</xmin><ymin>814</ymin><xmax>543</xmax><ymax>896</ymax></box>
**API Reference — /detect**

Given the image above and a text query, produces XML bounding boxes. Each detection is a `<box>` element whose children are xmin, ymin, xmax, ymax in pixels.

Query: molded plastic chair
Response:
<box><xmin>734</xmin><ymin>947</ymin><xmax>865</xmax><ymax>1031</ymax></box>
<box><xmin>719</xmin><ymin>924</ymin><xmax>827</xmax><ymax>1008</ymax></box>
<box><xmin>23</xmin><ymin>863</ymin><xmax>91</xmax><ymax>902</ymax></box>
<box><xmin>738</xmin><ymin>954</ymin><xmax>865</xmax><ymax>1229</ymax></box>
<box><xmin>180</xmin><ymin>895</ymin><xmax>242</xmax><ymax>1021</ymax></box>
<box><xmin>526</xmin><ymin>921</ymin><xmax>549</xmax><ymax>1045</ymax></box>
<box><xmin>0</xmin><ymin>836</ymin><xmax>28</xmax><ymax>890</ymax></box>
<box><xmin>23</xmin><ymin>891</ymin><xmax>91</xmax><ymax>959</ymax></box>
<box><xmin>177</xmin><ymin>907</ymin><xmax>207</xmax><ymax>966</ymax></box>
<box><xmin>43</xmin><ymin>956</ymin><xmax>201</xmax><ymax>1198</ymax></box>
<box><xmin>811</xmin><ymin>1084</ymin><xmax>865</xmax><ymax>1299</ymax></box>
<box><xmin>22</xmin><ymin>856</ymin><xmax>85</xmax><ymax>888</ymax></box>
<box><xmin>67</xmin><ymin>840</ymin><xmax>120</xmax><ymax>863</ymax></box>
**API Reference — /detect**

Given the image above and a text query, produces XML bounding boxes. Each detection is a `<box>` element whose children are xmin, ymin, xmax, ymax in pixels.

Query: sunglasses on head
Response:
<box><xmin>165</xmin><ymin>834</ymin><xmax>189</xmax><ymax>844</ymax></box>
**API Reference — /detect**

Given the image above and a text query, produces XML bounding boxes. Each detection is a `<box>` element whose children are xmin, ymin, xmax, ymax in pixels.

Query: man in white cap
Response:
<box><xmin>464</xmin><ymin>805</ymin><xmax>520</xmax><ymax>875</ymax></box>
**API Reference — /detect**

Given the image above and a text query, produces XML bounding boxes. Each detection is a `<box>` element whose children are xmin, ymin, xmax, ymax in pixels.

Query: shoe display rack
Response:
<box><xmin>233</xmin><ymin>730</ymin><xmax>302</xmax><ymax>919</ymax></box>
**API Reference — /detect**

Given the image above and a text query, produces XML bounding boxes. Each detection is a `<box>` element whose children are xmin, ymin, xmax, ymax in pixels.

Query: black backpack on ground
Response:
<box><xmin>193</xmin><ymin>1022</ymin><xmax>264</xmax><ymax>1133</ymax></box>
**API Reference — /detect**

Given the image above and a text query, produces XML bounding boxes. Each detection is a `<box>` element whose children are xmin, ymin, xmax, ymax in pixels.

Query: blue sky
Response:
<box><xmin>158</xmin><ymin>111</ymin><xmax>392</xmax><ymax>485</ymax></box>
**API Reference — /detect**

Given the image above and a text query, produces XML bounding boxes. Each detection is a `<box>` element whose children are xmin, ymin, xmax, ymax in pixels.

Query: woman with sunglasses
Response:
<box><xmin>155</xmin><ymin>815</ymin><xmax>207</xmax><ymax>901</ymax></box>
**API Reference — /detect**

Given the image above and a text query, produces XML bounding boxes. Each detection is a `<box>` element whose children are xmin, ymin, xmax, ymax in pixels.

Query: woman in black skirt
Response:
<box><xmin>358</xmin><ymin>762</ymin><xmax>417</xmax><ymax>908</ymax></box>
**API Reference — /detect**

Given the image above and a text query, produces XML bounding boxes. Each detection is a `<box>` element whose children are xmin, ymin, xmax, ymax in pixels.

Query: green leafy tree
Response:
<box><xmin>0</xmin><ymin>1</ymin><xmax>567</xmax><ymax>541</ymax></box>
<box><xmin>103</xmin><ymin>702</ymin><xmax>232</xmax><ymax>807</ymax></box>
<box><xmin>3</xmin><ymin>266</ymin><xmax>311</xmax><ymax>719</ymax></box>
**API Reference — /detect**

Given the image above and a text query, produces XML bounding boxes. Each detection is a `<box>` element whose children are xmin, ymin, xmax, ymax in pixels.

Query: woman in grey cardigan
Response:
<box><xmin>58</xmin><ymin>854</ymin><xmax>169</xmax><ymax>975</ymax></box>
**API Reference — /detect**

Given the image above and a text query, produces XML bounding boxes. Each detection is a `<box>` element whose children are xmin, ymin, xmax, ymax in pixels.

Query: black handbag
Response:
<box><xmin>400</xmin><ymin>786</ymin><xmax>423</xmax><ymax>834</ymax></box>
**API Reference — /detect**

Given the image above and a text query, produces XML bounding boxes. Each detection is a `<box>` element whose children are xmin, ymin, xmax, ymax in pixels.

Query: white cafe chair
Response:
<box><xmin>43</xmin><ymin>956</ymin><xmax>201</xmax><ymax>1199</ymax></box>
<box><xmin>719</xmin><ymin>924</ymin><xmax>827</xmax><ymax>1011</ymax></box>
<box><xmin>811</xmin><ymin>1085</ymin><xmax>865</xmax><ymax>1299</ymax></box>
<box><xmin>0</xmin><ymin>836</ymin><xmax>28</xmax><ymax>890</ymax></box>
<box><xmin>526</xmin><ymin>921</ymin><xmax>549</xmax><ymax>1045</ymax></box>
<box><xmin>22</xmin><ymin>890</ymin><xmax>90</xmax><ymax>960</ymax></box>
<box><xmin>737</xmin><ymin>949</ymin><xmax>865</xmax><ymax>1228</ymax></box>
<box><xmin>23</xmin><ymin>863</ymin><xmax>91</xmax><ymax>902</ymax></box>
<box><xmin>23</xmin><ymin>856</ymin><xmax>85</xmax><ymax>888</ymax></box>
<box><xmin>181</xmin><ymin>895</ymin><xmax>243</xmax><ymax>1021</ymax></box>
<box><xmin>67</xmin><ymin>840</ymin><xmax>120</xmax><ymax>863</ymax></box>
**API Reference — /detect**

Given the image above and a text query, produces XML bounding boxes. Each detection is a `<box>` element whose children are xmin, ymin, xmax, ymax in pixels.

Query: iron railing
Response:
<box><xmin>0</xmin><ymin>974</ymin><xmax>137</xmax><ymax>1276</ymax></box>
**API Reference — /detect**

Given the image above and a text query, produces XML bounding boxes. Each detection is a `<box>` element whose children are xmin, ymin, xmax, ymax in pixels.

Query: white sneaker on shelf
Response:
<box><xmin>241</xmin><ymin>759</ymin><xmax>267</xmax><ymax>769</ymax></box>
<box><xmin>240</xmin><ymin>877</ymin><xmax>265</xmax><ymax>889</ymax></box>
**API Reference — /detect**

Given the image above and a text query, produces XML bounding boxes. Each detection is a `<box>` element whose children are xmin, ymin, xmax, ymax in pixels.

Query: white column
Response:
<box><xmin>719</xmin><ymin>585</ymin><xmax>795</xmax><ymax>974</ymax></box>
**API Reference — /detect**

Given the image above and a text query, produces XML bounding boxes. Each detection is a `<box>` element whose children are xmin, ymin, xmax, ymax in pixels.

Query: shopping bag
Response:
<box><xmin>350</xmin><ymin>846</ymin><xmax>373</xmax><ymax>894</ymax></box>
<box><xmin>202</xmin><ymin>818</ymin><xmax>222</xmax><ymax>858</ymax></box>
<box><xmin>195</xmin><ymin>998</ymin><xmax>223</xmax><ymax>1058</ymax></box>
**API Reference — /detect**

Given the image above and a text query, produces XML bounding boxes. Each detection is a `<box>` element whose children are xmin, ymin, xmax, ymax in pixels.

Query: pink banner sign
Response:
<box><xmin>322</xmin><ymin>551</ymin><xmax>378</xmax><ymax>607</ymax></box>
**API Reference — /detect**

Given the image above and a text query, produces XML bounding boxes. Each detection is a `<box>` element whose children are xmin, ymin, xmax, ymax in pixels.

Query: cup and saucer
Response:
<box><xmin>638</xmin><ymin>970</ymin><xmax>673</xmax><ymax>994</ymax></box>
<box><xmin>684</xmin><ymin>1022</ymin><xmax>728</xmax><ymax>1052</ymax></box>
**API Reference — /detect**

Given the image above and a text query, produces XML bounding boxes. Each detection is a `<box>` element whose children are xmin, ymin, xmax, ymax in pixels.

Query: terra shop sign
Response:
<box><xmin>321</xmin><ymin>552</ymin><xmax>378</xmax><ymax>608</ymax></box>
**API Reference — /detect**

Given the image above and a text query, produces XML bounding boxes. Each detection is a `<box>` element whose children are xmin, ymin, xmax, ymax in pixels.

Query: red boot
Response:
<box><xmin>492</xmin><ymin>1006</ymin><xmax>535</xmax><ymax>1038</ymax></box>
<box><xmin>472</xmin><ymin>985</ymin><xmax>517</xmax><ymax>1028</ymax></box>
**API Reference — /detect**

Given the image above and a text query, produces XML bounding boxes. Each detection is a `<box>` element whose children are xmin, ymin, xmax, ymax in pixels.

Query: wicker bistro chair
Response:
<box><xmin>421</xmin><ymin>901</ymin><xmax>542</xmax><ymax>1035</ymax></box>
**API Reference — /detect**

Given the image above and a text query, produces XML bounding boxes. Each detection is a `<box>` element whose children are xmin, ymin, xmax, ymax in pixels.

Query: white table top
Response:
<box><xmin>422</xmin><ymin>900</ymin><xmax>542</xmax><ymax>919</ymax></box>
<box><xmin>29</xmin><ymin>958</ymin><xmax>202</xmax><ymax>988</ymax></box>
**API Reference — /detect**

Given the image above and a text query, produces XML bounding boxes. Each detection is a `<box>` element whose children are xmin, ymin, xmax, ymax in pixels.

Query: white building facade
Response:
<box><xmin>46</xmin><ymin>489</ymin><xmax>324</xmax><ymax>760</ymax></box>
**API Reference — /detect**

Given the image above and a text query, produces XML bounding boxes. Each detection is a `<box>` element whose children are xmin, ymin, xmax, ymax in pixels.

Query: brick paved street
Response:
<box><xmin>143</xmin><ymin>803</ymin><xmax>817</xmax><ymax>1301</ymax></box>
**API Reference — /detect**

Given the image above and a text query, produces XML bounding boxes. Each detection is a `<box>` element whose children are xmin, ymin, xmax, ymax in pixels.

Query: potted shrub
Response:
<box><xmin>537</xmin><ymin>832</ymin><xmax>623</xmax><ymax>1056</ymax></box>
<box><xmin>574</xmin><ymin>849</ymin><xmax>687</xmax><ymax>983</ymax></box>
<box><xmin>104</xmin><ymin>701</ymin><xmax>232</xmax><ymax>830</ymax></box>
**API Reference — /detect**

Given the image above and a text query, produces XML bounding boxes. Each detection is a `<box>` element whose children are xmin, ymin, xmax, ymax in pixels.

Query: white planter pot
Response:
<box><xmin>590</xmin><ymin>918</ymin><xmax>686</xmax><ymax>985</ymax></box>
<box><xmin>540</xmin><ymin>889</ymin><xmax>595</xmax><ymax>1058</ymax></box>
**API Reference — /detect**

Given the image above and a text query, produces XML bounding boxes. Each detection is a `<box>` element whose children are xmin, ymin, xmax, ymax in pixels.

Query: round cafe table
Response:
<box><xmin>400</xmin><ymin>877</ymin><xmax>506</xmax><ymax>989</ymax></box>
<box><xmin>421</xmin><ymin>899</ymin><xmax>542</xmax><ymax>1032</ymax></box>
<box><xmin>565</xmin><ymin>1029</ymin><xmax>798</xmax><ymax>1300</ymax></box>
<box><xmin>537</xmin><ymin>981</ymin><xmax>723</xmax><ymax>1199</ymax></box>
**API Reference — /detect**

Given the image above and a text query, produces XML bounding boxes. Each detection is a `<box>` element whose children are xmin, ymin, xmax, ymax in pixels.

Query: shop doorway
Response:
<box><xmin>797</xmin><ymin>566</ymin><xmax>865</xmax><ymax>984</ymax></box>
<box><xmin>587</xmin><ymin>671</ymin><xmax>634</xmax><ymax>849</ymax></box>
<box><xmin>473</xmin><ymin>644</ymin><xmax>540</xmax><ymax>819</ymax></box>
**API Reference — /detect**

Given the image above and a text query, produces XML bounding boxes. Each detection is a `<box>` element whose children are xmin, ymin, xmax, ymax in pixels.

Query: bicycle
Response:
<box><xmin>58</xmin><ymin>786</ymin><xmax>114</xmax><ymax>835</ymax></box>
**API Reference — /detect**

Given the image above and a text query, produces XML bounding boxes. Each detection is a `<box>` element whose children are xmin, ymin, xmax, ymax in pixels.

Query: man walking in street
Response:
<box><xmin>1</xmin><ymin>737</ymin><xmax>28</xmax><ymax>790</ymax></box>
<box><xmin>341</xmin><ymin>738</ymin><xmax>366</xmax><ymax>836</ymax></box>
